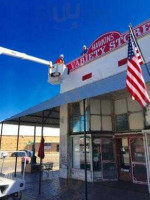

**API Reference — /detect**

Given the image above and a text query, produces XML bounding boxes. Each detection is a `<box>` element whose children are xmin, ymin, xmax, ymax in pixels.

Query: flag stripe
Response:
<box><xmin>126</xmin><ymin>28</ymin><xmax>150</xmax><ymax>108</ymax></box>
<box><xmin>126</xmin><ymin>74</ymin><xmax>150</xmax><ymax>103</ymax></box>
<box><xmin>126</xmin><ymin>82</ymin><xmax>147</xmax><ymax>107</ymax></box>
<box><xmin>129</xmin><ymin>58</ymin><xmax>142</xmax><ymax>74</ymax></box>
<box><xmin>127</xmin><ymin>73</ymin><xmax>146</xmax><ymax>99</ymax></box>
<box><xmin>129</xmin><ymin>58</ymin><xmax>150</xmax><ymax>101</ymax></box>
<box><xmin>127</xmin><ymin>61</ymin><xmax>146</xmax><ymax>90</ymax></box>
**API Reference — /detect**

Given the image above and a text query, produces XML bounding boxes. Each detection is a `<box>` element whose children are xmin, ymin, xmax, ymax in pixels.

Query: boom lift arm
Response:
<box><xmin>0</xmin><ymin>46</ymin><xmax>52</xmax><ymax>66</ymax></box>
<box><xmin>0</xmin><ymin>46</ymin><xmax>68</xmax><ymax>85</ymax></box>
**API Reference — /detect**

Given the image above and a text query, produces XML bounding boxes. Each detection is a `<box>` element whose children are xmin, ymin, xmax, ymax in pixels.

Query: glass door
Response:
<box><xmin>101</xmin><ymin>138</ymin><xmax>117</xmax><ymax>180</ymax></box>
<box><xmin>129</xmin><ymin>136</ymin><xmax>147</xmax><ymax>184</ymax></box>
<box><xmin>116</xmin><ymin>137</ymin><xmax>132</xmax><ymax>182</ymax></box>
<box><xmin>93</xmin><ymin>138</ymin><xmax>102</xmax><ymax>181</ymax></box>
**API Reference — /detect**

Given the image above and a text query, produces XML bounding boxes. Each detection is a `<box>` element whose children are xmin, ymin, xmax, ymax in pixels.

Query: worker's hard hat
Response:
<box><xmin>60</xmin><ymin>54</ymin><xmax>64</xmax><ymax>58</ymax></box>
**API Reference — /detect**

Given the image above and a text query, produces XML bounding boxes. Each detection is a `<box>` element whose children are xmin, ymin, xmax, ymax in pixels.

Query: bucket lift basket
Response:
<box><xmin>48</xmin><ymin>64</ymin><xmax>68</xmax><ymax>85</ymax></box>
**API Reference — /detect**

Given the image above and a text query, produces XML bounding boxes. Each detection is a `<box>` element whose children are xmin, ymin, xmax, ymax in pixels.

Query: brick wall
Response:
<box><xmin>1</xmin><ymin>135</ymin><xmax>59</xmax><ymax>152</ymax></box>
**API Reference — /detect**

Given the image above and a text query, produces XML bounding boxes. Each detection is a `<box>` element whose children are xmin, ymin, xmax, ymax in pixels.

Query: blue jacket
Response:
<box><xmin>81</xmin><ymin>49</ymin><xmax>88</xmax><ymax>56</ymax></box>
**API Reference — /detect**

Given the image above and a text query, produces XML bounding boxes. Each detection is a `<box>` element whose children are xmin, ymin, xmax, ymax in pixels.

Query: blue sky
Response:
<box><xmin>0</xmin><ymin>0</ymin><xmax>150</xmax><ymax>121</ymax></box>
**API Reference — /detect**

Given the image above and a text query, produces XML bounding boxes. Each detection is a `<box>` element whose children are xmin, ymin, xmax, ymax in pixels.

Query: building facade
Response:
<box><xmin>58</xmin><ymin>19</ymin><xmax>150</xmax><ymax>190</ymax></box>
<box><xmin>59</xmin><ymin>88</ymin><xmax>150</xmax><ymax>185</ymax></box>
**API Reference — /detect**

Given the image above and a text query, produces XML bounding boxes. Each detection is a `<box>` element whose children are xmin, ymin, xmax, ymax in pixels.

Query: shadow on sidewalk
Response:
<box><xmin>22</xmin><ymin>171</ymin><xmax>150</xmax><ymax>200</ymax></box>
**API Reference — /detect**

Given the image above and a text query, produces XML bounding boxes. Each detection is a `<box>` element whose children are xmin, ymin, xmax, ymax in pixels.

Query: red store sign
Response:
<box><xmin>67</xmin><ymin>19</ymin><xmax>150</xmax><ymax>72</ymax></box>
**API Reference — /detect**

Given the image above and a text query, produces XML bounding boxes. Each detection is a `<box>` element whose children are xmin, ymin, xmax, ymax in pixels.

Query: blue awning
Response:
<box><xmin>2</xmin><ymin>63</ymin><xmax>150</xmax><ymax>127</ymax></box>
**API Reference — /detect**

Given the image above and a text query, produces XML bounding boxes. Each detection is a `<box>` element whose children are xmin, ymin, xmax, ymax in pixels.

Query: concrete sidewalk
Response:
<box><xmin>22</xmin><ymin>171</ymin><xmax>150</xmax><ymax>200</ymax></box>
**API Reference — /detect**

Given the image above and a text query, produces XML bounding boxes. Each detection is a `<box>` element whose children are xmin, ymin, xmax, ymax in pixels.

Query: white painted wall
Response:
<box><xmin>61</xmin><ymin>34</ymin><xmax>150</xmax><ymax>93</ymax></box>
<box><xmin>0</xmin><ymin>124</ymin><xmax>60</xmax><ymax>136</ymax></box>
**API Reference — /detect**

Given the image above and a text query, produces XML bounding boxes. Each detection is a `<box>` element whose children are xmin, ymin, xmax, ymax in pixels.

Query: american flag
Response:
<box><xmin>126</xmin><ymin>29</ymin><xmax>150</xmax><ymax>107</ymax></box>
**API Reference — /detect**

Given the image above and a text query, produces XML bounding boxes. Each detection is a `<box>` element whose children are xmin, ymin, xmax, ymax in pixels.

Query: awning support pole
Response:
<box><xmin>31</xmin><ymin>126</ymin><xmax>36</xmax><ymax>164</ymax></box>
<box><xmin>0</xmin><ymin>122</ymin><xmax>4</xmax><ymax>150</ymax></box>
<box><xmin>39</xmin><ymin>111</ymin><xmax>44</xmax><ymax>195</ymax></box>
<box><xmin>83</xmin><ymin>99</ymin><xmax>88</xmax><ymax>200</ymax></box>
<box><xmin>14</xmin><ymin>118</ymin><xmax>21</xmax><ymax>177</ymax></box>
<box><xmin>144</xmin><ymin>132</ymin><xmax>150</xmax><ymax>193</ymax></box>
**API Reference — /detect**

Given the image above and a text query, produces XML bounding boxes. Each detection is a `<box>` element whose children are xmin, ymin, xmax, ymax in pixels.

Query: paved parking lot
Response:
<box><xmin>22</xmin><ymin>171</ymin><xmax>150</xmax><ymax>200</ymax></box>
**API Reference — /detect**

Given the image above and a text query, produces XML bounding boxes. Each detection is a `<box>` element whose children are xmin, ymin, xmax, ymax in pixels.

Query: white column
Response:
<box><xmin>59</xmin><ymin>104</ymin><xmax>70</xmax><ymax>178</ymax></box>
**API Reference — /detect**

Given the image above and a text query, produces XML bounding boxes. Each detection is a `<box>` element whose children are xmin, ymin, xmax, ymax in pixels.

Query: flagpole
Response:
<box><xmin>129</xmin><ymin>24</ymin><xmax>150</xmax><ymax>79</ymax></box>
<box><xmin>39</xmin><ymin>111</ymin><xmax>44</xmax><ymax>195</ymax></box>
<box><xmin>14</xmin><ymin>118</ymin><xmax>21</xmax><ymax>177</ymax></box>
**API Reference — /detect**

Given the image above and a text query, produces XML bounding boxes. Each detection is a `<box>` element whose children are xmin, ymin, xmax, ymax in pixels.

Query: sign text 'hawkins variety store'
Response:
<box><xmin>67</xmin><ymin>19</ymin><xmax>150</xmax><ymax>72</ymax></box>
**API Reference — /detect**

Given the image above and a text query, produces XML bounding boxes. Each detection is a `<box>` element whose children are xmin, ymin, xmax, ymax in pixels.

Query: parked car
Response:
<box><xmin>11</xmin><ymin>150</ymin><xmax>33</xmax><ymax>157</ymax></box>
<box><xmin>23</xmin><ymin>150</ymin><xmax>33</xmax><ymax>157</ymax></box>
<box><xmin>11</xmin><ymin>151</ymin><xmax>26</xmax><ymax>157</ymax></box>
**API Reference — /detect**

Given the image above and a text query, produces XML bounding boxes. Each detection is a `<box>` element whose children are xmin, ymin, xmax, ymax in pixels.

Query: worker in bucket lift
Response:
<box><xmin>55</xmin><ymin>54</ymin><xmax>69</xmax><ymax>75</ymax></box>
<box><xmin>81</xmin><ymin>45</ymin><xmax>88</xmax><ymax>56</ymax></box>
<box><xmin>56</xmin><ymin>54</ymin><xmax>64</xmax><ymax>64</ymax></box>
<box><xmin>50</xmin><ymin>54</ymin><xmax>65</xmax><ymax>77</ymax></box>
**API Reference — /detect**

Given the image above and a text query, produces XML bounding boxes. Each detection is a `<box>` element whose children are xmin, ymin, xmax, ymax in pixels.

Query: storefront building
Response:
<box><xmin>61</xmin><ymin>89</ymin><xmax>150</xmax><ymax>185</ymax></box>
<box><xmin>2</xmin><ymin>19</ymin><xmax>150</xmax><ymax>191</ymax></box>
<box><xmin>58</xmin><ymin>19</ymin><xmax>150</xmax><ymax>189</ymax></box>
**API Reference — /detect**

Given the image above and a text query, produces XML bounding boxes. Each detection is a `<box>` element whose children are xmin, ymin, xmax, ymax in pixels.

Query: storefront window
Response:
<box><xmin>102</xmin><ymin>139</ymin><xmax>115</xmax><ymax>161</ymax></box>
<box><xmin>90</xmin><ymin>99</ymin><xmax>112</xmax><ymax>132</ymax></box>
<box><xmin>72</xmin><ymin>136</ymin><xmax>91</xmax><ymax>170</ymax></box>
<box><xmin>114</xmin><ymin>97</ymin><xmax>144</xmax><ymax>132</ymax></box>
<box><xmin>116</xmin><ymin>114</ymin><xmax>129</xmax><ymax>132</ymax></box>
<box><xmin>72</xmin><ymin>116</ymin><xmax>81</xmax><ymax>133</ymax></box>
<box><xmin>115</xmin><ymin>98</ymin><xmax>128</xmax><ymax>132</ymax></box>
<box><xmin>73</xmin><ymin>137</ymin><xmax>80</xmax><ymax>169</ymax></box>
<box><xmin>93</xmin><ymin>138</ymin><xmax>101</xmax><ymax>171</ymax></box>
<box><xmin>130</xmin><ymin>137</ymin><xmax>145</xmax><ymax>162</ymax></box>
<box><xmin>71</xmin><ymin>102</ymin><xmax>88</xmax><ymax>133</ymax></box>
<box><xmin>129</xmin><ymin>113</ymin><xmax>144</xmax><ymax>130</ymax></box>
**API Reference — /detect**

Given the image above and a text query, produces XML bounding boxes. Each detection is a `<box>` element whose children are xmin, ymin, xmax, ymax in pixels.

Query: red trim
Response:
<box><xmin>118</xmin><ymin>58</ymin><xmax>127</xmax><ymax>66</ymax></box>
<box><xmin>82</xmin><ymin>73</ymin><xmax>92</xmax><ymax>81</ymax></box>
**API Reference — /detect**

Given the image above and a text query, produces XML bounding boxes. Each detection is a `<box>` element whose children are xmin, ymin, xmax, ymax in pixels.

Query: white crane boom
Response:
<box><xmin>0</xmin><ymin>46</ymin><xmax>52</xmax><ymax>66</ymax></box>
<box><xmin>0</xmin><ymin>46</ymin><xmax>68</xmax><ymax>85</ymax></box>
